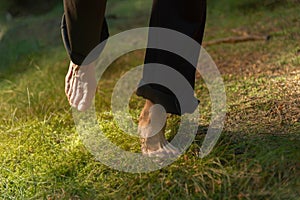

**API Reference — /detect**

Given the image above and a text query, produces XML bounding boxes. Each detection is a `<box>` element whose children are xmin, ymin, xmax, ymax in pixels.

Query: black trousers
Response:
<box><xmin>62</xmin><ymin>0</ymin><xmax>207</xmax><ymax>115</ymax></box>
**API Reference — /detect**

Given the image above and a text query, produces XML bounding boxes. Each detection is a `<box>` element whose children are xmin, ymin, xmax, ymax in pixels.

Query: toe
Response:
<box><xmin>65</xmin><ymin>62</ymin><xmax>75</xmax><ymax>96</ymax></box>
<box><xmin>73</xmin><ymin>83</ymin><xmax>84</xmax><ymax>107</ymax></box>
<box><xmin>78</xmin><ymin>82</ymin><xmax>96</xmax><ymax>111</ymax></box>
<box><xmin>69</xmin><ymin>77</ymin><xmax>79</xmax><ymax>107</ymax></box>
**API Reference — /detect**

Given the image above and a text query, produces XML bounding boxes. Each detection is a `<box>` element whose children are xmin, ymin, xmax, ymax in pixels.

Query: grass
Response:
<box><xmin>0</xmin><ymin>0</ymin><xmax>299</xmax><ymax>199</ymax></box>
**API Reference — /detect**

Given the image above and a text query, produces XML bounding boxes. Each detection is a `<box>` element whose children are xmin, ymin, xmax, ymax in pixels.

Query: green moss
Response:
<box><xmin>0</xmin><ymin>1</ymin><xmax>299</xmax><ymax>199</ymax></box>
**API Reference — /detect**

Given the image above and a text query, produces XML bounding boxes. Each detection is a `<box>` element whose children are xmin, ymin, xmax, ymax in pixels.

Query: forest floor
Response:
<box><xmin>0</xmin><ymin>0</ymin><xmax>299</xmax><ymax>199</ymax></box>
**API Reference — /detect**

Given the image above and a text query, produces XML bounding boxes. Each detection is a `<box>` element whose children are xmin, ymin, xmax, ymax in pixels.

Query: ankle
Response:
<box><xmin>139</xmin><ymin>100</ymin><xmax>154</xmax><ymax>126</ymax></box>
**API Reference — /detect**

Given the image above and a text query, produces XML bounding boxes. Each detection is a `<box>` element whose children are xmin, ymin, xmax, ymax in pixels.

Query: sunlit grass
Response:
<box><xmin>0</xmin><ymin>0</ymin><xmax>299</xmax><ymax>199</ymax></box>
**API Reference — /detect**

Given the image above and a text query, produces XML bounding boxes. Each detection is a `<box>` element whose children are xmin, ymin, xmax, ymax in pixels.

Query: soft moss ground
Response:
<box><xmin>0</xmin><ymin>1</ymin><xmax>299</xmax><ymax>199</ymax></box>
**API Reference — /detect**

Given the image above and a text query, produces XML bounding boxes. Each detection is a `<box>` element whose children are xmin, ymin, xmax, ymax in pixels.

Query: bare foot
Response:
<box><xmin>65</xmin><ymin>61</ymin><xmax>97</xmax><ymax>111</ymax></box>
<box><xmin>138</xmin><ymin>100</ymin><xmax>180</xmax><ymax>159</ymax></box>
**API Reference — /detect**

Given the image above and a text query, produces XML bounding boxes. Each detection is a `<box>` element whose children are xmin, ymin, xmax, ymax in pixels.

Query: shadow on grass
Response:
<box><xmin>0</xmin><ymin>5</ymin><xmax>62</xmax><ymax>78</ymax></box>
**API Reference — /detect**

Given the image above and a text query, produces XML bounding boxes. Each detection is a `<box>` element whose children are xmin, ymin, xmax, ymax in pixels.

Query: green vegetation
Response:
<box><xmin>0</xmin><ymin>0</ymin><xmax>299</xmax><ymax>199</ymax></box>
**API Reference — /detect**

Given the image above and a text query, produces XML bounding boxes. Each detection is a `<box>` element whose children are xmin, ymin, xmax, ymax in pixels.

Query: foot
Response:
<box><xmin>65</xmin><ymin>61</ymin><xmax>97</xmax><ymax>111</ymax></box>
<box><xmin>138</xmin><ymin>100</ymin><xmax>180</xmax><ymax>159</ymax></box>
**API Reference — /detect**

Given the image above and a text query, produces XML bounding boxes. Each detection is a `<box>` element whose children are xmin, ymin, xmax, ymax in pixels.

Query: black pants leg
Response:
<box><xmin>136</xmin><ymin>0</ymin><xmax>207</xmax><ymax>115</ymax></box>
<box><xmin>61</xmin><ymin>0</ymin><xmax>109</xmax><ymax>65</ymax></box>
<box><xmin>61</xmin><ymin>0</ymin><xmax>207</xmax><ymax>115</ymax></box>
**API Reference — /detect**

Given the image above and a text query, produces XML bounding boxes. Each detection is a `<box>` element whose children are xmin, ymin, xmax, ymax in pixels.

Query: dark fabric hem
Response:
<box><xmin>136</xmin><ymin>84</ymin><xmax>199</xmax><ymax>116</ymax></box>
<box><xmin>61</xmin><ymin>15</ymin><xmax>109</xmax><ymax>66</ymax></box>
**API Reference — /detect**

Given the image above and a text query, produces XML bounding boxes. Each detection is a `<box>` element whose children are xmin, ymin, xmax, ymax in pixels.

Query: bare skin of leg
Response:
<box><xmin>65</xmin><ymin>62</ymin><xmax>179</xmax><ymax>156</ymax></box>
<box><xmin>138</xmin><ymin>100</ymin><xmax>180</xmax><ymax>158</ymax></box>
<box><xmin>65</xmin><ymin>61</ymin><xmax>97</xmax><ymax>111</ymax></box>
